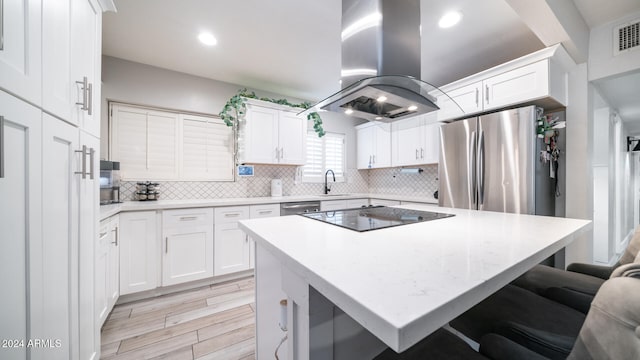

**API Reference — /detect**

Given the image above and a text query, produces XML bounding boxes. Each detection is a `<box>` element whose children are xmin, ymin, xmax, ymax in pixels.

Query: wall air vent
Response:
<box><xmin>614</xmin><ymin>20</ymin><xmax>640</xmax><ymax>56</ymax></box>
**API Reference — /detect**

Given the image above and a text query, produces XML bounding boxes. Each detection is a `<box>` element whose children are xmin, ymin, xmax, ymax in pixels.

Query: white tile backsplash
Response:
<box><xmin>120</xmin><ymin>164</ymin><xmax>439</xmax><ymax>201</ymax></box>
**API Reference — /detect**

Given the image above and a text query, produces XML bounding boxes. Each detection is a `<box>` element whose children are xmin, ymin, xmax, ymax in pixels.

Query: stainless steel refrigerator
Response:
<box><xmin>438</xmin><ymin>105</ymin><xmax>555</xmax><ymax>216</ymax></box>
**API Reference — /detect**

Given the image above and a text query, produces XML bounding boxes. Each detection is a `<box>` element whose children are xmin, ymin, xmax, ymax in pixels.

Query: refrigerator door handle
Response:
<box><xmin>478</xmin><ymin>130</ymin><xmax>485</xmax><ymax>205</ymax></box>
<box><xmin>470</xmin><ymin>131</ymin><xmax>477</xmax><ymax>206</ymax></box>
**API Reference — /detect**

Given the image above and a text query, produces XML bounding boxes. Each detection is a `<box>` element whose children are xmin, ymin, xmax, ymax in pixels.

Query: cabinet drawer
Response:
<box><xmin>163</xmin><ymin>208</ymin><xmax>213</xmax><ymax>228</ymax></box>
<box><xmin>214</xmin><ymin>206</ymin><xmax>250</xmax><ymax>224</ymax></box>
<box><xmin>250</xmin><ymin>204</ymin><xmax>280</xmax><ymax>218</ymax></box>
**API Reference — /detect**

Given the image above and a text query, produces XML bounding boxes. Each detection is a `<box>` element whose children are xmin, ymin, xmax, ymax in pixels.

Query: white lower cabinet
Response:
<box><xmin>96</xmin><ymin>215</ymin><xmax>119</xmax><ymax>327</ymax></box>
<box><xmin>347</xmin><ymin>198</ymin><xmax>370</xmax><ymax>208</ymax></box>
<box><xmin>162</xmin><ymin>208</ymin><xmax>214</xmax><ymax>286</ymax></box>
<box><xmin>369</xmin><ymin>199</ymin><xmax>401</xmax><ymax>206</ymax></box>
<box><xmin>120</xmin><ymin>211</ymin><xmax>159</xmax><ymax>295</ymax></box>
<box><xmin>214</xmin><ymin>206</ymin><xmax>251</xmax><ymax>276</ymax></box>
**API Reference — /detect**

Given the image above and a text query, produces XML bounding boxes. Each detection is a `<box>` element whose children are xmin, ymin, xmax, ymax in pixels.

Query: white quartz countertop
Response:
<box><xmin>99</xmin><ymin>193</ymin><xmax>438</xmax><ymax>221</ymax></box>
<box><xmin>238</xmin><ymin>204</ymin><xmax>592</xmax><ymax>352</ymax></box>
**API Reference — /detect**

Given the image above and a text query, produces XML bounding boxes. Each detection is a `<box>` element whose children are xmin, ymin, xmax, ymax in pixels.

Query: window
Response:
<box><xmin>110</xmin><ymin>103</ymin><xmax>234</xmax><ymax>181</ymax></box>
<box><xmin>302</xmin><ymin>131</ymin><xmax>345</xmax><ymax>182</ymax></box>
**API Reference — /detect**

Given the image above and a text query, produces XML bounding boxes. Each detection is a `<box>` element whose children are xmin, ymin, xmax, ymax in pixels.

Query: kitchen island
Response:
<box><xmin>238</xmin><ymin>204</ymin><xmax>592</xmax><ymax>360</ymax></box>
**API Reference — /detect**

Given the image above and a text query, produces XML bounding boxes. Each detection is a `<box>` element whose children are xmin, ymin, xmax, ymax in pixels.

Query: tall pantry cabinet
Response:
<box><xmin>0</xmin><ymin>1</ymin><xmax>112</xmax><ymax>360</ymax></box>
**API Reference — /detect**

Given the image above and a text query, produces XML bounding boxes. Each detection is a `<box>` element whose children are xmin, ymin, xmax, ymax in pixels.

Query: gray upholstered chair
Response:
<box><xmin>511</xmin><ymin>228</ymin><xmax>640</xmax><ymax>313</ymax></box>
<box><xmin>374</xmin><ymin>264</ymin><xmax>640</xmax><ymax>360</ymax></box>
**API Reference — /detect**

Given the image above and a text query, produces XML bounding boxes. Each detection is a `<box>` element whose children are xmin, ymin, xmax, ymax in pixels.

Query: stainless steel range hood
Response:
<box><xmin>300</xmin><ymin>0</ymin><xmax>461</xmax><ymax>123</ymax></box>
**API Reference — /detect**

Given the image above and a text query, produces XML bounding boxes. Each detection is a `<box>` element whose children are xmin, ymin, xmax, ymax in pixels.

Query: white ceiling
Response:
<box><xmin>103</xmin><ymin>0</ymin><xmax>640</xmax><ymax>127</ymax></box>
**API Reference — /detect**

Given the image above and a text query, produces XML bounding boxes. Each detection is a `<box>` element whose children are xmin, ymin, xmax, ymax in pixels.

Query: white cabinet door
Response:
<box><xmin>346</xmin><ymin>199</ymin><xmax>369</xmax><ymax>208</ymax></box>
<box><xmin>357</xmin><ymin>124</ymin><xmax>391</xmax><ymax>169</ymax></box>
<box><xmin>242</xmin><ymin>104</ymin><xmax>279</xmax><ymax>164</ymax></box>
<box><xmin>78</xmin><ymin>130</ymin><xmax>98</xmax><ymax>360</ymax></box>
<box><xmin>422</xmin><ymin>123</ymin><xmax>441</xmax><ymax>164</ymax></box>
<box><xmin>42</xmin><ymin>0</ymin><xmax>72</xmax><ymax>121</ymax></box>
<box><xmin>278</xmin><ymin>111</ymin><xmax>306</xmax><ymax>165</ymax></box>
<box><xmin>162</xmin><ymin>208</ymin><xmax>214</xmax><ymax>286</ymax></box>
<box><xmin>356</xmin><ymin>125</ymin><xmax>374</xmax><ymax>169</ymax></box>
<box><xmin>0</xmin><ymin>91</ymin><xmax>41</xmax><ymax>360</ymax></box>
<box><xmin>483</xmin><ymin>60</ymin><xmax>549</xmax><ymax>111</ymax></box>
<box><xmin>392</xmin><ymin>115</ymin><xmax>423</xmax><ymax>166</ymax></box>
<box><xmin>321</xmin><ymin>200</ymin><xmax>347</xmax><ymax>211</ymax></box>
<box><xmin>369</xmin><ymin>199</ymin><xmax>400</xmax><ymax>206</ymax></box>
<box><xmin>0</xmin><ymin>0</ymin><xmax>42</xmax><ymax>105</ymax></box>
<box><xmin>120</xmin><ymin>211</ymin><xmax>158</xmax><ymax>295</ymax></box>
<box><xmin>95</xmin><ymin>220</ymin><xmax>110</xmax><ymax>326</ymax></box>
<box><xmin>107</xmin><ymin>216</ymin><xmax>120</xmax><ymax>309</ymax></box>
<box><xmin>214</xmin><ymin>222</ymin><xmax>251</xmax><ymax>276</ymax></box>
<box><xmin>437</xmin><ymin>81</ymin><xmax>482</xmax><ymax>121</ymax></box>
<box><xmin>42</xmin><ymin>115</ymin><xmax>80</xmax><ymax>360</ymax></box>
<box><xmin>373</xmin><ymin>124</ymin><xmax>391</xmax><ymax>168</ymax></box>
<box><xmin>70</xmin><ymin>0</ymin><xmax>101</xmax><ymax>136</ymax></box>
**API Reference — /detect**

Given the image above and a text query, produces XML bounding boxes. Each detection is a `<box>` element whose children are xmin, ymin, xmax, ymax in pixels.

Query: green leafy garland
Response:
<box><xmin>219</xmin><ymin>89</ymin><xmax>325</xmax><ymax>137</ymax></box>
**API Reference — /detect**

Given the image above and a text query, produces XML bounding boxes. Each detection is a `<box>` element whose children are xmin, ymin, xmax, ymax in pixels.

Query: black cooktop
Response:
<box><xmin>301</xmin><ymin>206</ymin><xmax>454</xmax><ymax>232</ymax></box>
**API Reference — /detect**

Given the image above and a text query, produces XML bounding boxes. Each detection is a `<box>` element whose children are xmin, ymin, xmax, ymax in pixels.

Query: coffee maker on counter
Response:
<box><xmin>100</xmin><ymin>160</ymin><xmax>121</xmax><ymax>205</ymax></box>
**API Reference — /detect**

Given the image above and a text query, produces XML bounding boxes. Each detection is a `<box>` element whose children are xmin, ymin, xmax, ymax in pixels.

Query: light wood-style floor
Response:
<box><xmin>101</xmin><ymin>277</ymin><xmax>256</xmax><ymax>360</ymax></box>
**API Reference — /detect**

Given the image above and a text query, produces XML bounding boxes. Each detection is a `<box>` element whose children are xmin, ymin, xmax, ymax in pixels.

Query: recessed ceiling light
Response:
<box><xmin>377</xmin><ymin>96</ymin><xmax>388</xmax><ymax>102</ymax></box>
<box><xmin>345</xmin><ymin>109</ymin><xmax>354</xmax><ymax>115</ymax></box>
<box><xmin>438</xmin><ymin>11</ymin><xmax>462</xmax><ymax>29</ymax></box>
<box><xmin>198</xmin><ymin>32</ymin><xmax>218</xmax><ymax>46</ymax></box>
<box><xmin>375</xmin><ymin>116</ymin><xmax>383</xmax><ymax>120</ymax></box>
<box><xmin>408</xmin><ymin>105</ymin><xmax>418</xmax><ymax>111</ymax></box>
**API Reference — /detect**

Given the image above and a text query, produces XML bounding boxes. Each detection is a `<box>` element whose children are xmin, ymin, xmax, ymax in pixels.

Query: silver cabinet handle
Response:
<box><xmin>224</xmin><ymin>213</ymin><xmax>240</xmax><ymax>217</ymax></box>
<box><xmin>112</xmin><ymin>227</ymin><xmax>118</xmax><ymax>246</ymax></box>
<box><xmin>281</xmin><ymin>147</ymin><xmax>284</xmax><ymax>160</ymax></box>
<box><xmin>470</xmin><ymin>131</ymin><xmax>477</xmax><ymax>206</ymax></box>
<box><xmin>74</xmin><ymin>145</ymin><xmax>88</xmax><ymax>178</ymax></box>
<box><xmin>258</xmin><ymin>210</ymin><xmax>272</xmax><ymax>214</ymax></box>
<box><xmin>87</xmin><ymin>82</ymin><xmax>93</xmax><ymax>116</ymax></box>
<box><xmin>420</xmin><ymin>148</ymin><xmax>424</xmax><ymax>159</ymax></box>
<box><xmin>179</xmin><ymin>216</ymin><xmax>198</xmax><ymax>221</ymax></box>
<box><xmin>415</xmin><ymin>149</ymin><xmax>419</xmax><ymax>159</ymax></box>
<box><xmin>75</xmin><ymin>77</ymin><xmax>89</xmax><ymax>111</ymax></box>
<box><xmin>478</xmin><ymin>130</ymin><xmax>485</xmax><ymax>205</ymax></box>
<box><xmin>485</xmin><ymin>84</ymin><xmax>489</xmax><ymax>104</ymax></box>
<box><xmin>88</xmin><ymin>147</ymin><xmax>95</xmax><ymax>180</ymax></box>
<box><xmin>275</xmin><ymin>147</ymin><xmax>279</xmax><ymax>160</ymax></box>
<box><xmin>0</xmin><ymin>0</ymin><xmax>4</xmax><ymax>51</ymax></box>
<box><xmin>165</xmin><ymin>237</ymin><xmax>168</xmax><ymax>253</ymax></box>
<box><xmin>0</xmin><ymin>115</ymin><xmax>4</xmax><ymax>178</ymax></box>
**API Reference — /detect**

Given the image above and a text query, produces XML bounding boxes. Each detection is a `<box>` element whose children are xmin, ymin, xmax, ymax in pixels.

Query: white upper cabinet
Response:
<box><xmin>436</xmin><ymin>44</ymin><xmax>573</xmax><ymax>122</ymax></box>
<box><xmin>239</xmin><ymin>100</ymin><xmax>307</xmax><ymax>165</ymax></box>
<box><xmin>0</xmin><ymin>0</ymin><xmax>42</xmax><ymax>105</ymax></box>
<box><xmin>42</xmin><ymin>0</ymin><xmax>101</xmax><ymax>136</ymax></box>
<box><xmin>356</xmin><ymin>122</ymin><xmax>391</xmax><ymax>169</ymax></box>
<box><xmin>483</xmin><ymin>60</ymin><xmax>549</xmax><ymax>111</ymax></box>
<box><xmin>392</xmin><ymin>113</ymin><xmax>441</xmax><ymax>166</ymax></box>
<box><xmin>436</xmin><ymin>81</ymin><xmax>482</xmax><ymax>121</ymax></box>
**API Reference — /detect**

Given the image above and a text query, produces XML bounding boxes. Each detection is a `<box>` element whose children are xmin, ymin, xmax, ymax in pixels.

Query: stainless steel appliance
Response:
<box><xmin>280</xmin><ymin>201</ymin><xmax>321</xmax><ymax>216</ymax></box>
<box><xmin>302</xmin><ymin>206</ymin><xmax>454</xmax><ymax>232</ymax></box>
<box><xmin>100</xmin><ymin>160</ymin><xmax>121</xmax><ymax>205</ymax></box>
<box><xmin>439</xmin><ymin>105</ymin><xmax>555</xmax><ymax>216</ymax></box>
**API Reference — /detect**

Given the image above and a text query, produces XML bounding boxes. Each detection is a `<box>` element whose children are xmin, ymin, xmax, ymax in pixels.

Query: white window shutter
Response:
<box><xmin>302</xmin><ymin>132</ymin><xmax>345</xmax><ymax>183</ymax></box>
<box><xmin>181</xmin><ymin>114</ymin><xmax>234</xmax><ymax>181</ymax></box>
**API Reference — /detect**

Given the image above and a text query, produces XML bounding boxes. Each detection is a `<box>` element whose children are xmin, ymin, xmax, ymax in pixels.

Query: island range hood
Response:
<box><xmin>300</xmin><ymin>0</ymin><xmax>461</xmax><ymax>123</ymax></box>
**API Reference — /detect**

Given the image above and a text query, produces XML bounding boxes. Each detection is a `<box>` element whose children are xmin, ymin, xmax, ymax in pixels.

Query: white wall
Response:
<box><xmin>100</xmin><ymin>56</ymin><xmax>362</xmax><ymax>168</ymax></box>
<box><xmin>588</xmin><ymin>10</ymin><xmax>640</xmax><ymax>82</ymax></box>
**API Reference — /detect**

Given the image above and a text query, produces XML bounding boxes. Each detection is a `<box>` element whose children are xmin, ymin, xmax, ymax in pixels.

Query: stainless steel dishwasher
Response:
<box><xmin>280</xmin><ymin>201</ymin><xmax>321</xmax><ymax>215</ymax></box>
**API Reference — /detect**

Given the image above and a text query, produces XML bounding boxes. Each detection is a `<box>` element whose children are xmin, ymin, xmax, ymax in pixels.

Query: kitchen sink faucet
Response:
<box><xmin>324</xmin><ymin>169</ymin><xmax>335</xmax><ymax>194</ymax></box>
